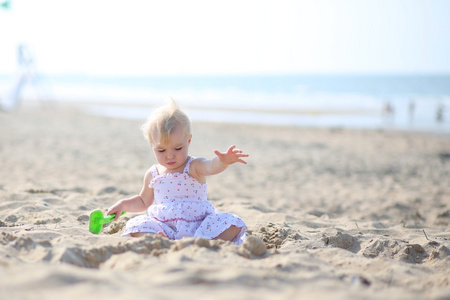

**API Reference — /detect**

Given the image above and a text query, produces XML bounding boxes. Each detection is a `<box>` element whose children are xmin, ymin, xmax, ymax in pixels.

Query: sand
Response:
<box><xmin>0</xmin><ymin>107</ymin><xmax>449</xmax><ymax>300</ymax></box>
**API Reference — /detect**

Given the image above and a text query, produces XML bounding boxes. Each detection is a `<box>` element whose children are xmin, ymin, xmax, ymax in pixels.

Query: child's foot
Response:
<box><xmin>157</xmin><ymin>231</ymin><xmax>168</xmax><ymax>238</ymax></box>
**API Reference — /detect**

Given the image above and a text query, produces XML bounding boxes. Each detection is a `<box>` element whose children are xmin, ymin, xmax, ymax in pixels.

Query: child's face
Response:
<box><xmin>151</xmin><ymin>125</ymin><xmax>191</xmax><ymax>172</ymax></box>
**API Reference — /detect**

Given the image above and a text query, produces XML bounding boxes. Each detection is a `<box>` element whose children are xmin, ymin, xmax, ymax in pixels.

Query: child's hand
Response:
<box><xmin>214</xmin><ymin>145</ymin><xmax>249</xmax><ymax>165</ymax></box>
<box><xmin>107</xmin><ymin>201</ymin><xmax>125</xmax><ymax>222</ymax></box>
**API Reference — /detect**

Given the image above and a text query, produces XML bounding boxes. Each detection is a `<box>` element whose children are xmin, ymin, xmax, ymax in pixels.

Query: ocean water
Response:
<box><xmin>1</xmin><ymin>73</ymin><xmax>450</xmax><ymax>133</ymax></box>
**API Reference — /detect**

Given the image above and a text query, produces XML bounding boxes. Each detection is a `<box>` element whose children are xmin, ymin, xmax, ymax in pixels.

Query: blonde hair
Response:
<box><xmin>141</xmin><ymin>99</ymin><xmax>192</xmax><ymax>145</ymax></box>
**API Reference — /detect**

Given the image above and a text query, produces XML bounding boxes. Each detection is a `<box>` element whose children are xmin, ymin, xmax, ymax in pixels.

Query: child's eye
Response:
<box><xmin>175</xmin><ymin>147</ymin><xmax>182</xmax><ymax>151</ymax></box>
<box><xmin>157</xmin><ymin>149</ymin><xmax>165</xmax><ymax>153</ymax></box>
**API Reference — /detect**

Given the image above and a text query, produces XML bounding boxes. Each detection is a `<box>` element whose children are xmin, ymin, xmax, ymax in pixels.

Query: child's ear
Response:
<box><xmin>188</xmin><ymin>135</ymin><xmax>192</xmax><ymax>144</ymax></box>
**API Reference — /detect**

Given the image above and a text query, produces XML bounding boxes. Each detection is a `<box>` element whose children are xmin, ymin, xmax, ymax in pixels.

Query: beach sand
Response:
<box><xmin>0</xmin><ymin>107</ymin><xmax>449</xmax><ymax>299</ymax></box>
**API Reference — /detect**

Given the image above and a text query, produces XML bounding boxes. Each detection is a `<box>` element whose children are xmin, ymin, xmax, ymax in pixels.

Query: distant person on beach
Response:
<box><xmin>408</xmin><ymin>99</ymin><xmax>415</xmax><ymax>121</ymax></box>
<box><xmin>0</xmin><ymin>44</ymin><xmax>34</xmax><ymax>111</ymax></box>
<box><xmin>107</xmin><ymin>100</ymin><xmax>249</xmax><ymax>244</ymax></box>
<box><xmin>436</xmin><ymin>103</ymin><xmax>445</xmax><ymax>123</ymax></box>
<box><xmin>382</xmin><ymin>100</ymin><xmax>394</xmax><ymax>120</ymax></box>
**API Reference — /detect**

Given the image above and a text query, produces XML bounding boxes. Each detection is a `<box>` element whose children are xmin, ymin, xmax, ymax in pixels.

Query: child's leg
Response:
<box><xmin>213</xmin><ymin>225</ymin><xmax>241</xmax><ymax>242</ymax></box>
<box><xmin>196</xmin><ymin>213</ymin><xmax>247</xmax><ymax>243</ymax></box>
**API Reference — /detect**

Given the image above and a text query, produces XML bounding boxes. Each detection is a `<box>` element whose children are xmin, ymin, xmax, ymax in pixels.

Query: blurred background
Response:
<box><xmin>0</xmin><ymin>0</ymin><xmax>449</xmax><ymax>132</ymax></box>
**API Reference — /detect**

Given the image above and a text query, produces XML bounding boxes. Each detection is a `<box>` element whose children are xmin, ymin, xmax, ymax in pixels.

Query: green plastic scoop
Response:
<box><xmin>89</xmin><ymin>210</ymin><xmax>126</xmax><ymax>234</ymax></box>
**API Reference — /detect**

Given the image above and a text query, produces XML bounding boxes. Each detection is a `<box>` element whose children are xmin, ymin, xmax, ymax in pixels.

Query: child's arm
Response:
<box><xmin>107</xmin><ymin>169</ymin><xmax>154</xmax><ymax>221</ymax></box>
<box><xmin>193</xmin><ymin>145</ymin><xmax>249</xmax><ymax>178</ymax></box>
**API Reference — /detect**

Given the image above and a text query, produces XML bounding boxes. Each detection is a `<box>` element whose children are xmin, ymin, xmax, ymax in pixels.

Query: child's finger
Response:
<box><xmin>237</xmin><ymin>158</ymin><xmax>248</xmax><ymax>164</ymax></box>
<box><xmin>113</xmin><ymin>210</ymin><xmax>123</xmax><ymax>221</ymax></box>
<box><xmin>107</xmin><ymin>208</ymin><xmax>119</xmax><ymax>221</ymax></box>
<box><xmin>227</xmin><ymin>145</ymin><xmax>236</xmax><ymax>153</ymax></box>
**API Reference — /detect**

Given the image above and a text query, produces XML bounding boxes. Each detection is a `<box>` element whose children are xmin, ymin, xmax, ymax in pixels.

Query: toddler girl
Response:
<box><xmin>107</xmin><ymin>100</ymin><xmax>248</xmax><ymax>244</ymax></box>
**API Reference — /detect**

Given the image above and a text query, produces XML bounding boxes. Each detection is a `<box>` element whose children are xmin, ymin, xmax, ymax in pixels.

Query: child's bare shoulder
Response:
<box><xmin>189</xmin><ymin>157</ymin><xmax>207</xmax><ymax>177</ymax></box>
<box><xmin>143</xmin><ymin>167</ymin><xmax>155</xmax><ymax>183</ymax></box>
<box><xmin>190</xmin><ymin>157</ymin><xmax>207</xmax><ymax>167</ymax></box>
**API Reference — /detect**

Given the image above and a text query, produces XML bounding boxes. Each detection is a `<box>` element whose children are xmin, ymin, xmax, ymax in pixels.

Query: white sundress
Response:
<box><xmin>121</xmin><ymin>157</ymin><xmax>247</xmax><ymax>245</ymax></box>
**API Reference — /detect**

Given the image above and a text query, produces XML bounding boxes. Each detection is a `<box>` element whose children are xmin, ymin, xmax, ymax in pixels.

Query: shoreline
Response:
<box><xmin>17</xmin><ymin>100</ymin><xmax>450</xmax><ymax>135</ymax></box>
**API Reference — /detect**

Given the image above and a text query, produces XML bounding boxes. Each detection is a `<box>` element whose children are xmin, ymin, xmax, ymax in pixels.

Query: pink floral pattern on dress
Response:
<box><xmin>121</xmin><ymin>157</ymin><xmax>247</xmax><ymax>245</ymax></box>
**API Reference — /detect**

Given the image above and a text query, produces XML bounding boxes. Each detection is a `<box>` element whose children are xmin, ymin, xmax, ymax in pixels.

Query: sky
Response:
<box><xmin>1</xmin><ymin>0</ymin><xmax>450</xmax><ymax>76</ymax></box>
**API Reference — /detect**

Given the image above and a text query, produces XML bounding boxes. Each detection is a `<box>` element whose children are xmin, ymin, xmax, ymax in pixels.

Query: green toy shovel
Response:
<box><xmin>89</xmin><ymin>210</ymin><xmax>126</xmax><ymax>234</ymax></box>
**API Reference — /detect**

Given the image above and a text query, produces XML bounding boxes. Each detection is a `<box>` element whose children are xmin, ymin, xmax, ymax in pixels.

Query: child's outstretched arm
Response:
<box><xmin>107</xmin><ymin>169</ymin><xmax>154</xmax><ymax>221</ymax></box>
<box><xmin>193</xmin><ymin>145</ymin><xmax>249</xmax><ymax>178</ymax></box>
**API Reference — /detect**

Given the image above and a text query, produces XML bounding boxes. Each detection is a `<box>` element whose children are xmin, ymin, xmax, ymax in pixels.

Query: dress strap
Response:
<box><xmin>149</xmin><ymin>165</ymin><xmax>158</xmax><ymax>177</ymax></box>
<box><xmin>183</xmin><ymin>157</ymin><xmax>194</xmax><ymax>174</ymax></box>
